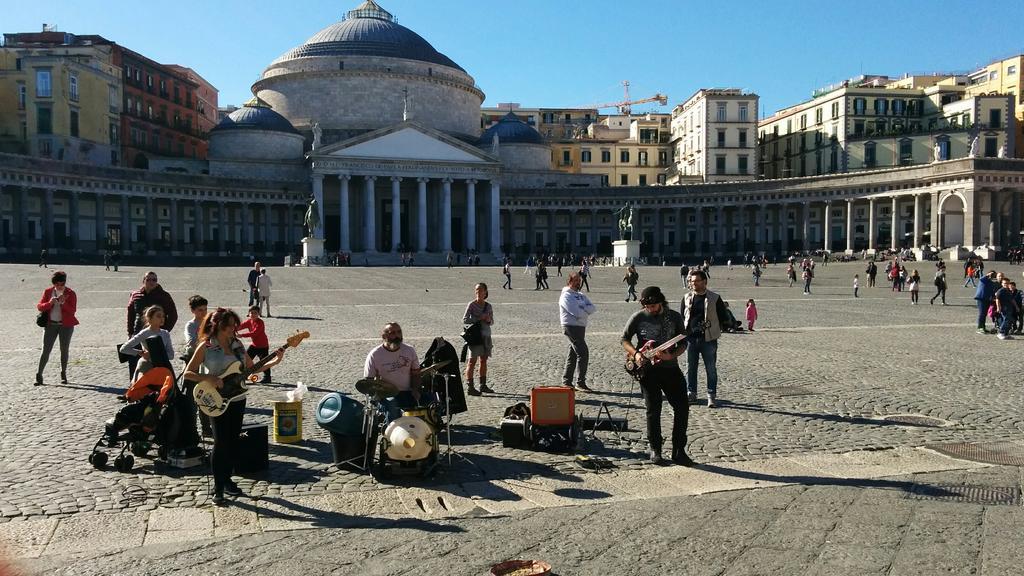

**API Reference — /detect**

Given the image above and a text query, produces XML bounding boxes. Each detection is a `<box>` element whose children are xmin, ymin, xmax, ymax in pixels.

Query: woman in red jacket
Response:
<box><xmin>36</xmin><ymin>270</ymin><xmax>79</xmax><ymax>385</ymax></box>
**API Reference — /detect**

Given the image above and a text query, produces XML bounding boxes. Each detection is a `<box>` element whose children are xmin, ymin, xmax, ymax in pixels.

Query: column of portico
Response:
<box><xmin>145</xmin><ymin>196</ymin><xmax>157</xmax><ymax>252</ymax></box>
<box><xmin>311</xmin><ymin>174</ymin><xmax>324</xmax><ymax>240</ymax></box>
<box><xmin>845</xmin><ymin>199</ymin><xmax>854</xmax><ymax>253</ymax></box>
<box><xmin>822</xmin><ymin>200</ymin><xmax>831</xmax><ymax>251</ymax></box>
<box><xmin>417</xmin><ymin>177</ymin><xmax>428</xmax><ymax>252</ymax></box>
<box><xmin>890</xmin><ymin>196</ymin><xmax>898</xmax><ymax>250</ymax></box>
<box><xmin>653</xmin><ymin>207</ymin><xmax>663</xmax><ymax>256</ymax></box>
<box><xmin>989</xmin><ymin>190</ymin><xmax>998</xmax><ymax>247</ymax></box>
<box><xmin>568</xmin><ymin>209</ymin><xmax>577</xmax><ymax>253</ymax></box>
<box><xmin>1011</xmin><ymin>191</ymin><xmax>1022</xmax><ymax>250</ymax></box>
<box><xmin>69</xmin><ymin>192</ymin><xmax>80</xmax><ymax>250</ymax></box>
<box><xmin>217</xmin><ymin>201</ymin><xmax>227</xmax><ymax>253</ymax></box>
<box><xmin>17</xmin><ymin>186</ymin><xmax>28</xmax><ymax>249</ymax></box>
<box><xmin>755</xmin><ymin>204</ymin><xmax>766</xmax><ymax>253</ymax></box>
<box><xmin>263</xmin><ymin>203</ymin><xmax>273</xmax><ymax>251</ymax></box>
<box><xmin>694</xmin><ymin>206</ymin><xmax>704</xmax><ymax>254</ymax></box>
<box><xmin>589</xmin><ymin>208</ymin><xmax>598</xmax><ymax>253</ymax></box>
<box><xmin>195</xmin><ymin>199</ymin><xmax>205</xmax><ymax>250</ymax></box>
<box><xmin>673</xmin><ymin>208</ymin><xmax>682</xmax><ymax>257</ymax></box>
<box><xmin>489</xmin><ymin>180</ymin><xmax>500</xmax><ymax>254</ymax></box>
<box><xmin>526</xmin><ymin>207</ymin><xmax>536</xmax><ymax>252</ymax></box>
<box><xmin>715</xmin><ymin>206</ymin><xmax>725</xmax><ymax>256</ymax></box>
<box><xmin>42</xmin><ymin>188</ymin><xmax>54</xmax><ymax>248</ymax></box>
<box><xmin>779</xmin><ymin>204</ymin><xmax>789</xmax><ymax>255</ymax></box>
<box><xmin>441</xmin><ymin>178</ymin><xmax>452</xmax><ymax>252</ymax></box>
<box><xmin>391</xmin><ymin>176</ymin><xmax>402</xmax><ymax>252</ymax></box>
<box><xmin>364</xmin><ymin>176</ymin><xmax>377</xmax><ymax>253</ymax></box>
<box><xmin>95</xmin><ymin>193</ymin><xmax>105</xmax><ymax>250</ymax></box>
<box><xmin>336</xmin><ymin>174</ymin><xmax>350</xmax><ymax>252</ymax></box>
<box><xmin>547</xmin><ymin>207</ymin><xmax>556</xmax><ymax>252</ymax></box>
<box><xmin>120</xmin><ymin>195</ymin><xmax>130</xmax><ymax>251</ymax></box>
<box><xmin>912</xmin><ymin>194</ymin><xmax>922</xmax><ymax>249</ymax></box>
<box><xmin>867</xmin><ymin>198</ymin><xmax>876</xmax><ymax>252</ymax></box>
<box><xmin>169</xmin><ymin>197</ymin><xmax>178</xmax><ymax>252</ymax></box>
<box><xmin>801</xmin><ymin>204</ymin><xmax>810</xmax><ymax>251</ymax></box>
<box><xmin>239</xmin><ymin>199</ymin><xmax>249</xmax><ymax>251</ymax></box>
<box><xmin>464</xmin><ymin>179</ymin><xmax>476</xmax><ymax>252</ymax></box>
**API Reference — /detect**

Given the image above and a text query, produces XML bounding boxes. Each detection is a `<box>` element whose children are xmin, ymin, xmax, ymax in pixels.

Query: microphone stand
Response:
<box><xmin>439</xmin><ymin>372</ymin><xmax>484</xmax><ymax>477</ymax></box>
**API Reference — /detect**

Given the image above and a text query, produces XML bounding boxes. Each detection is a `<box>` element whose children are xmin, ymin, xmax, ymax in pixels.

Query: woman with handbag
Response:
<box><xmin>35</xmin><ymin>270</ymin><xmax>79</xmax><ymax>386</ymax></box>
<box><xmin>462</xmin><ymin>283</ymin><xmax>494</xmax><ymax>396</ymax></box>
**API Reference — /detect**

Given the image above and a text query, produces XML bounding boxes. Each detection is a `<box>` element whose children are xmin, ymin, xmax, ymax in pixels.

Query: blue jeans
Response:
<box><xmin>686</xmin><ymin>338</ymin><xmax>718</xmax><ymax>397</ymax></box>
<box><xmin>999</xmin><ymin>310</ymin><xmax>1014</xmax><ymax>335</ymax></box>
<box><xmin>976</xmin><ymin>299</ymin><xmax>989</xmax><ymax>330</ymax></box>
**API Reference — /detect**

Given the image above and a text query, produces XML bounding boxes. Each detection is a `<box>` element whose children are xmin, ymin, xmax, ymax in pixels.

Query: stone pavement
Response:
<box><xmin>1</xmin><ymin>260</ymin><xmax>1022</xmax><ymax>574</ymax></box>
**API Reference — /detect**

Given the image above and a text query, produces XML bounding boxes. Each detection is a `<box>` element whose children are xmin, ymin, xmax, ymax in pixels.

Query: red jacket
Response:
<box><xmin>237</xmin><ymin>317</ymin><xmax>269</xmax><ymax>348</ymax></box>
<box><xmin>37</xmin><ymin>287</ymin><xmax>79</xmax><ymax>327</ymax></box>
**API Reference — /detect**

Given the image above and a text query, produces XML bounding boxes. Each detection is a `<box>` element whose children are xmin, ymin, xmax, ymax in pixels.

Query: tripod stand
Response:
<box><xmin>437</xmin><ymin>372</ymin><xmax>484</xmax><ymax>477</ymax></box>
<box><xmin>334</xmin><ymin>392</ymin><xmax>379</xmax><ymax>475</ymax></box>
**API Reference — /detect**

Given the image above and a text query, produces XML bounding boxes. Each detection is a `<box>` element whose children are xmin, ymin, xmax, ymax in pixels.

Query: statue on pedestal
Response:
<box><xmin>968</xmin><ymin>135</ymin><xmax>979</xmax><ymax>158</ymax></box>
<box><xmin>311</xmin><ymin>121</ymin><xmax>322</xmax><ymax>151</ymax></box>
<box><xmin>304</xmin><ymin>196</ymin><xmax>321</xmax><ymax>239</ymax></box>
<box><xmin>616</xmin><ymin>203</ymin><xmax>633</xmax><ymax>240</ymax></box>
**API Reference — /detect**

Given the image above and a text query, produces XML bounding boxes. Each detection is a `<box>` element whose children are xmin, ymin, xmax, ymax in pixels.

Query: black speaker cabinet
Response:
<box><xmin>235</xmin><ymin>423</ymin><xmax>268</xmax><ymax>474</ymax></box>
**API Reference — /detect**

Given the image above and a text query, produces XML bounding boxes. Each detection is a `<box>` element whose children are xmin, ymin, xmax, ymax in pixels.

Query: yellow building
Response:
<box><xmin>552</xmin><ymin>114</ymin><xmax>673</xmax><ymax>186</ymax></box>
<box><xmin>962</xmin><ymin>54</ymin><xmax>1024</xmax><ymax>157</ymax></box>
<box><xmin>0</xmin><ymin>32</ymin><xmax>122</xmax><ymax>165</ymax></box>
<box><xmin>758</xmin><ymin>74</ymin><xmax>1014</xmax><ymax>179</ymax></box>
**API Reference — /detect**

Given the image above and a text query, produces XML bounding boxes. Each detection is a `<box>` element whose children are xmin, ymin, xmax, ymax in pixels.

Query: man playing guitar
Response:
<box><xmin>620</xmin><ymin>286</ymin><xmax>694</xmax><ymax>466</ymax></box>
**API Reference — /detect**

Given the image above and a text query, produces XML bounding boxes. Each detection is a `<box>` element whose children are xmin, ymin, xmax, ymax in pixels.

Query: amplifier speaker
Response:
<box><xmin>530</xmin><ymin>386</ymin><xmax>575</xmax><ymax>426</ymax></box>
<box><xmin>500</xmin><ymin>418</ymin><xmax>528</xmax><ymax>448</ymax></box>
<box><xmin>234</xmin><ymin>423</ymin><xmax>268</xmax><ymax>474</ymax></box>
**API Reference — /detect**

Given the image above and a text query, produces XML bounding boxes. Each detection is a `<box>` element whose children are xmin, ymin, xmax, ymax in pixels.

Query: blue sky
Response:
<box><xmin>7</xmin><ymin>1</ymin><xmax>1024</xmax><ymax>117</ymax></box>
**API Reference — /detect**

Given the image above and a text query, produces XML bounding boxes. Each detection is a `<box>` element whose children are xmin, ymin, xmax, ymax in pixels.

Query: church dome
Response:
<box><xmin>478</xmin><ymin>112</ymin><xmax>545</xmax><ymax>146</ymax></box>
<box><xmin>211</xmin><ymin>97</ymin><xmax>300</xmax><ymax>135</ymax></box>
<box><xmin>271</xmin><ymin>1</ymin><xmax>464</xmax><ymax>72</ymax></box>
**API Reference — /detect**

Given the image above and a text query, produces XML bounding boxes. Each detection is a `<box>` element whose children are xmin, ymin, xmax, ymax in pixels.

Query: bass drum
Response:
<box><xmin>381</xmin><ymin>415</ymin><xmax>436</xmax><ymax>461</ymax></box>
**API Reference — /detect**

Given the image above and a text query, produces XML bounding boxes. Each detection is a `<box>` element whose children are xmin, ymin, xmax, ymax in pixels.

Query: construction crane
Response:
<box><xmin>577</xmin><ymin>80</ymin><xmax>668</xmax><ymax>115</ymax></box>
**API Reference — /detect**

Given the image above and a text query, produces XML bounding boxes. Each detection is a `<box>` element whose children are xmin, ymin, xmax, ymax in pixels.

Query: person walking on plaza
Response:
<box><xmin>866</xmin><ymin>260</ymin><xmax>878</xmax><ymax>288</ymax></box>
<box><xmin>35</xmin><ymin>270</ymin><xmax>78</xmax><ymax>386</ymax></box>
<box><xmin>975</xmin><ymin>270</ymin><xmax>999</xmax><ymax>334</ymax></box>
<box><xmin>39</xmin><ymin>248</ymin><xmax>48</xmax><ymax>268</ymax></box>
<box><xmin>463</xmin><ymin>283</ymin><xmax>494</xmax><ymax>396</ymax></box>
<box><xmin>256</xmin><ymin>268</ymin><xmax>272</xmax><ymax>317</ymax></box>
<box><xmin>559</xmin><ymin>272</ymin><xmax>597</xmax><ymax>391</ymax></box>
<box><xmin>931</xmin><ymin>268</ymin><xmax>948</xmax><ymax>305</ymax></box>
<box><xmin>237</xmin><ymin>305</ymin><xmax>272</xmax><ymax>383</ymax></box>
<box><xmin>126</xmin><ymin>272</ymin><xmax>178</xmax><ymax>381</ymax></box>
<box><xmin>787</xmin><ymin>263</ymin><xmax>797</xmax><ymax>288</ymax></box>
<box><xmin>745</xmin><ymin>299</ymin><xmax>758</xmax><ymax>331</ymax></box>
<box><xmin>621</xmin><ymin>286</ymin><xmax>693</xmax><ymax>466</ymax></box>
<box><xmin>103</xmin><ymin>251</ymin><xmax>110</xmax><ymax>271</ymax></box>
<box><xmin>802</xmin><ymin>267</ymin><xmax>813</xmax><ymax>295</ymax></box>
<box><xmin>908</xmin><ymin>270</ymin><xmax>921</xmax><ymax>305</ymax></box>
<box><xmin>623</xmin><ymin>264</ymin><xmax>639</xmax><ymax>302</ymax></box>
<box><xmin>502</xmin><ymin>260</ymin><xmax>512</xmax><ymax>289</ymax></box>
<box><xmin>679</xmin><ymin>263</ymin><xmax>690</xmax><ymax>288</ymax></box>
<box><xmin>964</xmin><ymin>262</ymin><xmax>977</xmax><ymax>288</ymax></box>
<box><xmin>752</xmin><ymin>262</ymin><xmax>762</xmax><ymax>287</ymax></box>
<box><xmin>682</xmin><ymin>270</ymin><xmax>728</xmax><ymax>407</ymax></box>
<box><xmin>246</xmin><ymin>262</ymin><xmax>262</xmax><ymax>307</ymax></box>
<box><xmin>853</xmin><ymin>274</ymin><xmax>860</xmax><ymax>298</ymax></box>
<box><xmin>580</xmin><ymin>259</ymin><xmax>591</xmax><ymax>292</ymax></box>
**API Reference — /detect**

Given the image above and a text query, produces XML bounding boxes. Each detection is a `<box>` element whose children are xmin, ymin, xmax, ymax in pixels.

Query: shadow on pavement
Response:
<box><xmin>239</xmin><ymin>495</ymin><xmax>467</xmax><ymax>532</ymax></box>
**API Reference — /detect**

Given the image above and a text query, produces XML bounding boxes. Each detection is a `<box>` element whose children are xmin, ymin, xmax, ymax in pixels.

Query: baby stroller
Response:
<box><xmin>89</xmin><ymin>367</ymin><xmax>179</xmax><ymax>472</ymax></box>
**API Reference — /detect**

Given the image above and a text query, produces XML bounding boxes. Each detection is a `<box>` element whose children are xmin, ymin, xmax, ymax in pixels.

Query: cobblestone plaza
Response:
<box><xmin>1</xmin><ymin>261</ymin><xmax>1023</xmax><ymax>574</ymax></box>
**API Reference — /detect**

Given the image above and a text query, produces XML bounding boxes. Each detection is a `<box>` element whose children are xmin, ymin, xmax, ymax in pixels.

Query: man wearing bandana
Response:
<box><xmin>364</xmin><ymin>322</ymin><xmax>421</xmax><ymax>412</ymax></box>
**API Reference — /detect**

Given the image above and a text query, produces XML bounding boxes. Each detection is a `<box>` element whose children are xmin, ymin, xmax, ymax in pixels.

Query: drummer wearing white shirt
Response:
<box><xmin>364</xmin><ymin>323</ymin><xmax>421</xmax><ymax>411</ymax></box>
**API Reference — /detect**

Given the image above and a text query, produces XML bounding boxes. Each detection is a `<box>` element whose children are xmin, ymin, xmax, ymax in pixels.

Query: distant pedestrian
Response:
<box><xmin>112</xmin><ymin>251</ymin><xmax>120</xmax><ymax>272</ymax></box>
<box><xmin>463</xmin><ymin>283</ymin><xmax>494</xmax><ymax>395</ymax></box>
<box><xmin>866</xmin><ymin>260</ymin><xmax>877</xmax><ymax>288</ymax></box>
<box><xmin>853</xmin><ymin>274</ymin><xmax>860</xmax><ymax>298</ymax></box>
<box><xmin>752</xmin><ymin>263</ymin><xmax>762</xmax><ymax>287</ymax></box>
<box><xmin>745</xmin><ymin>299</ymin><xmax>758</xmax><ymax>331</ymax></box>
<box><xmin>237</xmin><ymin>306</ymin><xmax>272</xmax><ymax>383</ymax></box>
<box><xmin>994</xmin><ymin>278</ymin><xmax>1018</xmax><ymax>340</ymax></box>
<box><xmin>802</xmin><ymin>268</ymin><xmax>813</xmax><ymax>295</ymax></box>
<box><xmin>908</xmin><ymin>270</ymin><xmax>921</xmax><ymax>305</ymax></box>
<box><xmin>246</xmin><ymin>262</ymin><xmax>262</xmax><ymax>307</ymax></box>
<box><xmin>502</xmin><ymin>261</ymin><xmax>512</xmax><ymax>289</ymax></box>
<box><xmin>35</xmin><ymin>270</ymin><xmax>77</xmax><ymax>386</ymax></box>
<box><xmin>680</xmin><ymin>263</ymin><xmax>690</xmax><ymax>288</ymax></box>
<box><xmin>787</xmin><ymin>264</ymin><xmax>797</xmax><ymax>287</ymax></box>
<box><xmin>580</xmin><ymin>260</ymin><xmax>591</xmax><ymax>292</ymax></box>
<box><xmin>256</xmin><ymin>268</ymin><xmax>272</xmax><ymax>317</ymax></box>
<box><xmin>623</xmin><ymin>264</ymin><xmax>639</xmax><ymax>301</ymax></box>
<box><xmin>39</xmin><ymin>248</ymin><xmax>48</xmax><ymax>268</ymax></box>
<box><xmin>975</xmin><ymin>271</ymin><xmax>999</xmax><ymax>334</ymax></box>
<box><xmin>930</xmin><ymin>269</ymin><xmax>947</xmax><ymax>305</ymax></box>
<box><xmin>103</xmin><ymin>251</ymin><xmax>110</xmax><ymax>271</ymax></box>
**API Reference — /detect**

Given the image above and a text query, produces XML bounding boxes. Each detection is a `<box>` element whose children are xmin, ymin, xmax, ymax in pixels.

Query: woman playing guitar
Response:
<box><xmin>184</xmin><ymin>308</ymin><xmax>285</xmax><ymax>506</ymax></box>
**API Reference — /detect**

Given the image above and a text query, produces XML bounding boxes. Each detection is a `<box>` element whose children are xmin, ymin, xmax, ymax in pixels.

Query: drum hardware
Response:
<box><xmin>437</xmin><ymin>372</ymin><xmax>484</xmax><ymax>476</ymax></box>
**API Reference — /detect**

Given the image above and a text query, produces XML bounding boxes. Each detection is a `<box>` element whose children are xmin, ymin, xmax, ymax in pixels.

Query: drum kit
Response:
<box><xmin>318</xmin><ymin>361</ymin><xmax>461</xmax><ymax>477</ymax></box>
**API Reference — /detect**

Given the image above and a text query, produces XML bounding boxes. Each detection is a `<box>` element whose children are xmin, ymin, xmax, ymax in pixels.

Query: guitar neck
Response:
<box><xmin>642</xmin><ymin>333</ymin><xmax>685</xmax><ymax>358</ymax></box>
<box><xmin>245</xmin><ymin>343</ymin><xmax>288</xmax><ymax>376</ymax></box>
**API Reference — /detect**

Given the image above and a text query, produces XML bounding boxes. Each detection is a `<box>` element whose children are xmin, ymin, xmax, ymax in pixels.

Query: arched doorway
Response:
<box><xmin>938</xmin><ymin>192</ymin><xmax>965</xmax><ymax>247</ymax></box>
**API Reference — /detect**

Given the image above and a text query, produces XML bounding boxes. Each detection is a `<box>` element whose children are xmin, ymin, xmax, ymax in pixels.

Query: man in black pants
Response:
<box><xmin>621</xmin><ymin>286</ymin><xmax>694</xmax><ymax>466</ymax></box>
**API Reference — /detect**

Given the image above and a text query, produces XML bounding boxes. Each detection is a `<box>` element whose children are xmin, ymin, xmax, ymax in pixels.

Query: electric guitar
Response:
<box><xmin>194</xmin><ymin>330</ymin><xmax>309</xmax><ymax>417</ymax></box>
<box><xmin>623</xmin><ymin>321</ymin><xmax>709</xmax><ymax>381</ymax></box>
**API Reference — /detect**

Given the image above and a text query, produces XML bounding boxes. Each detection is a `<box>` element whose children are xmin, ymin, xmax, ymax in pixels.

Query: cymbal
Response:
<box><xmin>419</xmin><ymin>359</ymin><xmax>451</xmax><ymax>377</ymax></box>
<box><xmin>355</xmin><ymin>377</ymin><xmax>399</xmax><ymax>399</ymax></box>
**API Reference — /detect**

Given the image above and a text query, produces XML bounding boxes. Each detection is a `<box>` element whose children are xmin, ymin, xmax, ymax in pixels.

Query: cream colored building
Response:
<box><xmin>549</xmin><ymin>114</ymin><xmax>673</xmax><ymax>186</ymax></box>
<box><xmin>759</xmin><ymin>74</ymin><xmax>1014</xmax><ymax>179</ymax></box>
<box><xmin>668</xmin><ymin>89</ymin><xmax>759</xmax><ymax>184</ymax></box>
<box><xmin>962</xmin><ymin>54</ymin><xmax>1024</xmax><ymax>157</ymax></box>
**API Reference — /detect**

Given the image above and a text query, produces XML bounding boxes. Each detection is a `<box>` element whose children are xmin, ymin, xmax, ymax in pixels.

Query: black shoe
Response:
<box><xmin>224</xmin><ymin>482</ymin><xmax>244</xmax><ymax>497</ymax></box>
<box><xmin>35</xmin><ymin>373</ymin><xmax>43</xmax><ymax>386</ymax></box>
<box><xmin>649</xmin><ymin>449</ymin><xmax>664</xmax><ymax>465</ymax></box>
<box><xmin>212</xmin><ymin>491</ymin><xmax>226</xmax><ymax>506</ymax></box>
<box><xmin>467</xmin><ymin>384</ymin><xmax>482</xmax><ymax>396</ymax></box>
<box><xmin>479</xmin><ymin>384</ymin><xmax>495</xmax><ymax>394</ymax></box>
<box><xmin>60</xmin><ymin>372</ymin><xmax>68</xmax><ymax>384</ymax></box>
<box><xmin>672</xmin><ymin>453</ymin><xmax>696</xmax><ymax>467</ymax></box>
<box><xmin>687</xmin><ymin>393</ymin><xmax>698</xmax><ymax>404</ymax></box>
<box><xmin>574</xmin><ymin>382</ymin><xmax>592</xmax><ymax>392</ymax></box>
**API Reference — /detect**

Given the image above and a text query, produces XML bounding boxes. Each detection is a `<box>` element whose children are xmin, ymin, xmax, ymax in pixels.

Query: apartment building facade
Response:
<box><xmin>668</xmin><ymin>89</ymin><xmax>759</xmax><ymax>183</ymax></box>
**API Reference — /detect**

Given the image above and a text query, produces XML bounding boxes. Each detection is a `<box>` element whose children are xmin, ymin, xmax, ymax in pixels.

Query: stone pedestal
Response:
<box><xmin>612</xmin><ymin>239</ymin><xmax>642</xmax><ymax>266</ymax></box>
<box><xmin>301</xmin><ymin>237</ymin><xmax>325</xmax><ymax>266</ymax></box>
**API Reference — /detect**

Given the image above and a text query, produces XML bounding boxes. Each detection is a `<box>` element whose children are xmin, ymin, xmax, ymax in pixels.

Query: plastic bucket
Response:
<box><xmin>273</xmin><ymin>400</ymin><xmax>303</xmax><ymax>443</ymax></box>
